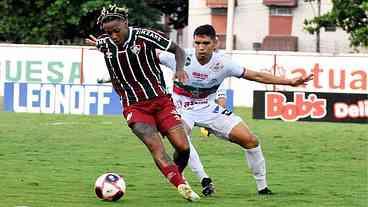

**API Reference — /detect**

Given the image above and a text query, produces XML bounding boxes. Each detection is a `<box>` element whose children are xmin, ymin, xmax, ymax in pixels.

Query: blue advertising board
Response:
<box><xmin>4</xmin><ymin>82</ymin><xmax>122</xmax><ymax>115</ymax></box>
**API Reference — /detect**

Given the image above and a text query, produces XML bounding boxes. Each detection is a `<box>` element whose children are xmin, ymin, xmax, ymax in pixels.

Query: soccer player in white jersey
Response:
<box><xmin>159</xmin><ymin>24</ymin><xmax>313</xmax><ymax>196</ymax></box>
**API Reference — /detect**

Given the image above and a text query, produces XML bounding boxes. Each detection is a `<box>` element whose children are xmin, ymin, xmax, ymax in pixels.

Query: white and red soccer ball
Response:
<box><xmin>94</xmin><ymin>173</ymin><xmax>126</xmax><ymax>201</ymax></box>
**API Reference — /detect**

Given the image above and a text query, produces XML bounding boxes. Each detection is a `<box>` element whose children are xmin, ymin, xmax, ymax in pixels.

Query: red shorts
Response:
<box><xmin>122</xmin><ymin>95</ymin><xmax>182</xmax><ymax>135</ymax></box>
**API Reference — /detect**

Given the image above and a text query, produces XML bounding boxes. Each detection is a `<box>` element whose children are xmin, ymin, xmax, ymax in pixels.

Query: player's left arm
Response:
<box><xmin>167</xmin><ymin>42</ymin><xmax>188</xmax><ymax>83</ymax></box>
<box><xmin>243</xmin><ymin>68</ymin><xmax>313</xmax><ymax>87</ymax></box>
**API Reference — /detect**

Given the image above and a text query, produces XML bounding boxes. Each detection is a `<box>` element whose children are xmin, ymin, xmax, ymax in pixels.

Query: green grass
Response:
<box><xmin>0</xmin><ymin>108</ymin><xmax>367</xmax><ymax>207</ymax></box>
<box><xmin>0</xmin><ymin>96</ymin><xmax>3</xmax><ymax>111</ymax></box>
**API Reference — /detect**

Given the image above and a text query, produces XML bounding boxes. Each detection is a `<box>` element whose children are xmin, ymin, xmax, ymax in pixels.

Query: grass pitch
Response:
<box><xmin>0</xmin><ymin>108</ymin><xmax>367</xmax><ymax>207</ymax></box>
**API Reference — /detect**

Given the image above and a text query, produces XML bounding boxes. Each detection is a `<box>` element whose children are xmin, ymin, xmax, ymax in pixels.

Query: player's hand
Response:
<box><xmin>289</xmin><ymin>74</ymin><xmax>314</xmax><ymax>87</ymax></box>
<box><xmin>174</xmin><ymin>69</ymin><xmax>188</xmax><ymax>83</ymax></box>
<box><xmin>85</xmin><ymin>35</ymin><xmax>97</xmax><ymax>46</ymax></box>
<box><xmin>85</xmin><ymin>34</ymin><xmax>108</xmax><ymax>53</ymax></box>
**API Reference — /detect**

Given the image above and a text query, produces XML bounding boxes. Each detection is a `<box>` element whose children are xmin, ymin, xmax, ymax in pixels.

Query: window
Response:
<box><xmin>270</xmin><ymin>7</ymin><xmax>292</xmax><ymax>16</ymax></box>
<box><xmin>263</xmin><ymin>0</ymin><xmax>297</xmax><ymax>7</ymax></box>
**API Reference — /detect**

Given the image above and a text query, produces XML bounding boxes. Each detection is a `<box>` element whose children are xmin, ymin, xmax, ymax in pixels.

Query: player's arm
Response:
<box><xmin>243</xmin><ymin>68</ymin><xmax>313</xmax><ymax>87</ymax></box>
<box><xmin>85</xmin><ymin>34</ymin><xmax>110</xmax><ymax>53</ymax></box>
<box><xmin>167</xmin><ymin>42</ymin><xmax>188</xmax><ymax>83</ymax></box>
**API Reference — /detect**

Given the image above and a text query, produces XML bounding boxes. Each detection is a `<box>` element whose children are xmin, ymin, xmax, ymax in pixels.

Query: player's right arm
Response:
<box><xmin>222</xmin><ymin>55</ymin><xmax>313</xmax><ymax>87</ymax></box>
<box><xmin>158</xmin><ymin>51</ymin><xmax>177</xmax><ymax>70</ymax></box>
<box><xmin>166</xmin><ymin>42</ymin><xmax>188</xmax><ymax>83</ymax></box>
<box><xmin>243</xmin><ymin>69</ymin><xmax>313</xmax><ymax>87</ymax></box>
<box><xmin>85</xmin><ymin>34</ymin><xmax>110</xmax><ymax>53</ymax></box>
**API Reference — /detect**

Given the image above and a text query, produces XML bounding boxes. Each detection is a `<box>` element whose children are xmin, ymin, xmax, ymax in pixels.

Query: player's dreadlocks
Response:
<box><xmin>97</xmin><ymin>4</ymin><xmax>129</xmax><ymax>27</ymax></box>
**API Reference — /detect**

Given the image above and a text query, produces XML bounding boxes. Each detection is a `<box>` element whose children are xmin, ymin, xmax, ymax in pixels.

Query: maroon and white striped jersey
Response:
<box><xmin>100</xmin><ymin>27</ymin><xmax>172</xmax><ymax>107</ymax></box>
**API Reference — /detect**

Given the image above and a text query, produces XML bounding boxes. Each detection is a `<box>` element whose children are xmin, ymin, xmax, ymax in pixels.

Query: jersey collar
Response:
<box><xmin>122</xmin><ymin>27</ymin><xmax>133</xmax><ymax>49</ymax></box>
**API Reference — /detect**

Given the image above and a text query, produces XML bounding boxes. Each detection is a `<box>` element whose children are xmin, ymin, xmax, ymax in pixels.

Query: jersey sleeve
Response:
<box><xmin>158</xmin><ymin>51</ymin><xmax>176</xmax><ymax>71</ymax></box>
<box><xmin>223</xmin><ymin>55</ymin><xmax>245</xmax><ymax>78</ymax></box>
<box><xmin>136</xmin><ymin>28</ymin><xmax>172</xmax><ymax>51</ymax></box>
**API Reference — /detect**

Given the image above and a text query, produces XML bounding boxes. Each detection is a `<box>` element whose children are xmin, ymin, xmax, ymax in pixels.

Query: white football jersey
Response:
<box><xmin>159</xmin><ymin>48</ymin><xmax>245</xmax><ymax>111</ymax></box>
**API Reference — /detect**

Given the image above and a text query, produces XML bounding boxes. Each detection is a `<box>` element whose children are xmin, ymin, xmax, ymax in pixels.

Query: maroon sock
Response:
<box><xmin>160</xmin><ymin>164</ymin><xmax>185</xmax><ymax>187</ymax></box>
<box><xmin>173</xmin><ymin>149</ymin><xmax>190</xmax><ymax>173</ymax></box>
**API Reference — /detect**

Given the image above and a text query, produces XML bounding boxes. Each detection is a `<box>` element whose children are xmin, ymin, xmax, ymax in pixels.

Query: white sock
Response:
<box><xmin>244</xmin><ymin>145</ymin><xmax>267</xmax><ymax>190</ymax></box>
<box><xmin>188</xmin><ymin>139</ymin><xmax>209</xmax><ymax>182</ymax></box>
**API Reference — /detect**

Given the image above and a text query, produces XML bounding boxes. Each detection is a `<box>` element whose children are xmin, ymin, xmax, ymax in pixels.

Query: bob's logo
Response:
<box><xmin>265</xmin><ymin>92</ymin><xmax>327</xmax><ymax>121</ymax></box>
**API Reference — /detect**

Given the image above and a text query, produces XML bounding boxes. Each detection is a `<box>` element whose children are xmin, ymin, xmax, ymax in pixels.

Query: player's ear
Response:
<box><xmin>214</xmin><ymin>36</ymin><xmax>219</xmax><ymax>49</ymax></box>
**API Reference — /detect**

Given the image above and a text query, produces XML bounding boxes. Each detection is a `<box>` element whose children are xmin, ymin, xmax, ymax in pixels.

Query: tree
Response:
<box><xmin>0</xmin><ymin>0</ymin><xmax>162</xmax><ymax>45</ymax></box>
<box><xmin>145</xmin><ymin>0</ymin><xmax>188</xmax><ymax>30</ymax></box>
<box><xmin>304</xmin><ymin>0</ymin><xmax>368</xmax><ymax>48</ymax></box>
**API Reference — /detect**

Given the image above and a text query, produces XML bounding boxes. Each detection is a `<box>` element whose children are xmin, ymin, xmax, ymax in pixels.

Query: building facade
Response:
<box><xmin>185</xmin><ymin>0</ymin><xmax>367</xmax><ymax>53</ymax></box>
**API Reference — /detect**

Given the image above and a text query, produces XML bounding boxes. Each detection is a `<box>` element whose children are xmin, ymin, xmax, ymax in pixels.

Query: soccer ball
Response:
<box><xmin>94</xmin><ymin>172</ymin><xmax>126</xmax><ymax>201</ymax></box>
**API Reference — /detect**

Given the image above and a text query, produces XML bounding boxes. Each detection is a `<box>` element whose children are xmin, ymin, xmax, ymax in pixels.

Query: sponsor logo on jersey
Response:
<box><xmin>183</xmin><ymin>100</ymin><xmax>209</xmax><ymax>108</ymax></box>
<box><xmin>192</xmin><ymin>72</ymin><xmax>208</xmax><ymax>80</ymax></box>
<box><xmin>209</xmin><ymin>62</ymin><xmax>224</xmax><ymax>72</ymax></box>
<box><xmin>136</xmin><ymin>29</ymin><xmax>162</xmax><ymax>41</ymax></box>
<box><xmin>265</xmin><ymin>92</ymin><xmax>327</xmax><ymax>121</ymax></box>
<box><xmin>130</xmin><ymin>44</ymin><xmax>141</xmax><ymax>55</ymax></box>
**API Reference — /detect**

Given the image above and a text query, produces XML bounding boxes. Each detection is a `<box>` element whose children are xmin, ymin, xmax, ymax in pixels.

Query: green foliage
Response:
<box><xmin>304</xmin><ymin>0</ymin><xmax>368</xmax><ymax>48</ymax></box>
<box><xmin>0</xmin><ymin>109</ymin><xmax>367</xmax><ymax>206</ymax></box>
<box><xmin>146</xmin><ymin>0</ymin><xmax>188</xmax><ymax>29</ymax></box>
<box><xmin>0</xmin><ymin>0</ymin><xmax>162</xmax><ymax>45</ymax></box>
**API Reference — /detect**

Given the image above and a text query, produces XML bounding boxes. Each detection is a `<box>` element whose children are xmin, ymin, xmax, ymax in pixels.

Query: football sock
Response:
<box><xmin>244</xmin><ymin>145</ymin><xmax>267</xmax><ymax>190</ymax></box>
<box><xmin>173</xmin><ymin>148</ymin><xmax>190</xmax><ymax>173</ymax></box>
<box><xmin>188</xmin><ymin>140</ymin><xmax>209</xmax><ymax>181</ymax></box>
<box><xmin>160</xmin><ymin>164</ymin><xmax>186</xmax><ymax>187</ymax></box>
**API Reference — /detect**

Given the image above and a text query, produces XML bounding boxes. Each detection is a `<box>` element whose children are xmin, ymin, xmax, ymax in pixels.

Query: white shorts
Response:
<box><xmin>181</xmin><ymin>103</ymin><xmax>242</xmax><ymax>139</ymax></box>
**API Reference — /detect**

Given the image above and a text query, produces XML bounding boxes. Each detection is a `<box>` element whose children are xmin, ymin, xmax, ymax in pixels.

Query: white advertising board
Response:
<box><xmin>0</xmin><ymin>45</ymin><xmax>83</xmax><ymax>96</ymax></box>
<box><xmin>276</xmin><ymin>54</ymin><xmax>368</xmax><ymax>94</ymax></box>
<box><xmin>1</xmin><ymin>45</ymin><xmax>367</xmax><ymax>108</ymax></box>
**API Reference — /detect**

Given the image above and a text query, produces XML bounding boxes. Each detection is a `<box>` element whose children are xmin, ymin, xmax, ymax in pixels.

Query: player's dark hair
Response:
<box><xmin>193</xmin><ymin>24</ymin><xmax>217</xmax><ymax>39</ymax></box>
<box><xmin>97</xmin><ymin>4</ymin><xmax>129</xmax><ymax>27</ymax></box>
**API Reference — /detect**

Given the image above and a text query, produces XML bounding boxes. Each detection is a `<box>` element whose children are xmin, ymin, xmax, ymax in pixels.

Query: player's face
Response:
<box><xmin>193</xmin><ymin>35</ymin><xmax>217</xmax><ymax>62</ymax></box>
<box><xmin>103</xmin><ymin>19</ymin><xmax>129</xmax><ymax>44</ymax></box>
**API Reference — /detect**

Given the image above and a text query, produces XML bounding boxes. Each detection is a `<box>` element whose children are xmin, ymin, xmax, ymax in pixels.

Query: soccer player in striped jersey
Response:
<box><xmin>85</xmin><ymin>4</ymin><xmax>200</xmax><ymax>201</ymax></box>
<box><xmin>159</xmin><ymin>24</ymin><xmax>313</xmax><ymax>196</ymax></box>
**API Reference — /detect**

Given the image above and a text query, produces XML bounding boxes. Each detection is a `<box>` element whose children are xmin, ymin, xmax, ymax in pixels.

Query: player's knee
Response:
<box><xmin>178</xmin><ymin>148</ymin><xmax>190</xmax><ymax>159</ymax></box>
<box><xmin>229</xmin><ymin>132</ymin><xmax>259</xmax><ymax>149</ymax></box>
<box><xmin>246</xmin><ymin>134</ymin><xmax>259</xmax><ymax>148</ymax></box>
<box><xmin>175</xmin><ymin>143</ymin><xmax>190</xmax><ymax>155</ymax></box>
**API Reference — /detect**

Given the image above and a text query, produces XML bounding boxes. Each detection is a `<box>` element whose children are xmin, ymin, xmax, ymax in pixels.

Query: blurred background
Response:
<box><xmin>0</xmin><ymin>0</ymin><xmax>367</xmax><ymax>114</ymax></box>
<box><xmin>0</xmin><ymin>0</ymin><xmax>367</xmax><ymax>53</ymax></box>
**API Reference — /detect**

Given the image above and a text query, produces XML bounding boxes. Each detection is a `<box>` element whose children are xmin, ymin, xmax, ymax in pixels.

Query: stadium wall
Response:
<box><xmin>1</xmin><ymin>44</ymin><xmax>367</xmax><ymax>111</ymax></box>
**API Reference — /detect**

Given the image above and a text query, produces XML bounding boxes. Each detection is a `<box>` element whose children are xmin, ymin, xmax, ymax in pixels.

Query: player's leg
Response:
<box><xmin>184</xmin><ymin>123</ymin><xmax>215</xmax><ymax>196</ymax></box>
<box><xmin>155</xmin><ymin>96</ymin><xmax>190</xmax><ymax>173</ymax></box>
<box><xmin>131</xmin><ymin>122</ymin><xmax>199</xmax><ymax>201</ymax></box>
<box><xmin>174</xmin><ymin>111</ymin><xmax>215</xmax><ymax>197</ymax></box>
<box><xmin>201</xmin><ymin>104</ymin><xmax>272</xmax><ymax>195</ymax></box>
<box><xmin>155</xmin><ymin>95</ymin><xmax>200</xmax><ymax>201</ymax></box>
<box><xmin>165</xmin><ymin>123</ymin><xmax>190</xmax><ymax>173</ymax></box>
<box><xmin>228</xmin><ymin>123</ymin><xmax>272</xmax><ymax>195</ymax></box>
<box><xmin>131</xmin><ymin>123</ymin><xmax>185</xmax><ymax>187</ymax></box>
<box><xmin>165</xmin><ymin>124</ymin><xmax>202</xmax><ymax>201</ymax></box>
